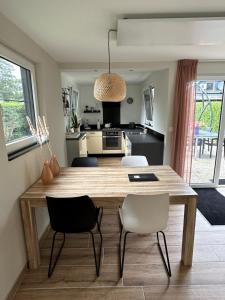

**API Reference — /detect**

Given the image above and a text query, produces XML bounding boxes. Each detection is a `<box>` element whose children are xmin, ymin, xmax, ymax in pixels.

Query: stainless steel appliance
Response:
<box><xmin>102</xmin><ymin>128</ymin><xmax>122</xmax><ymax>151</ymax></box>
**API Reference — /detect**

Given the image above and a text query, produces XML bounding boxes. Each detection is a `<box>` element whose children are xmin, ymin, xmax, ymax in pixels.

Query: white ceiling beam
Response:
<box><xmin>117</xmin><ymin>17</ymin><xmax>225</xmax><ymax>46</ymax></box>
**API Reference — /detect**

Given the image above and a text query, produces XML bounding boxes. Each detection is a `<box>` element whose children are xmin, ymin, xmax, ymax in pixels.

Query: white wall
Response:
<box><xmin>141</xmin><ymin>70</ymin><xmax>169</xmax><ymax>134</ymax></box>
<box><xmin>78</xmin><ymin>83</ymin><xmax>142</xmax><ymax>125</ymax></box>
<box><xmin>141</xmin><ymin>67</ymin><xmax>176</xmax><ymax>164</ymax></box>
<box><xmin>0</xmin><ymin>12</ymin><xmax>65</xmax><ymax>300</ymax></box>
<box><xmin>61</xmin><ymin>72</ymin><xmax>80</xmax><ymax>91</ymax></box>
<box><xmin>120</xmin><ymin>84</ymin><xmax>142</xmax><ymax>124</ymax></box>
<box><xmin>76</xmin><ymin>83</ymin><xmax>103</xmax><ymax>125</ymax></box>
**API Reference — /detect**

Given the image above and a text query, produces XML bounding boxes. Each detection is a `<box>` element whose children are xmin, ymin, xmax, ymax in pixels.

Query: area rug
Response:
<box><xmin>194</xmin><ymin>188</ymin><xmax>225</xmax><ymax>225</ymax></box>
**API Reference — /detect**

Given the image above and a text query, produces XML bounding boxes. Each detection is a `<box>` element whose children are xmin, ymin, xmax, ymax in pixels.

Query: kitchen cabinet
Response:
<box><xmin>121</xmin><ymin>132</ymin><xmax>126</xmax><ymax>153</ymax></box>
<box><xmin>66</xmin><ymin>133</ymin><xmax>87</xmax><ymax>166</ymax></box>
<box><xmin>86</xmin><ymin>131</ymin><xmax>102</xmax><ymax>154</ymax></box>
<box><xmin>124</xmin><ymin>132</ymin><xmax>164</xmax><ymax>165</ymax></box>
<box><xmin>124</xmin><ymin>134</ymin><xmax>131</xmax><ymax>156</ymax></box>
<box><xmin>79</xmin><ymin>134</ymin><xmax>88</xmax><ymax>156</ymax></box>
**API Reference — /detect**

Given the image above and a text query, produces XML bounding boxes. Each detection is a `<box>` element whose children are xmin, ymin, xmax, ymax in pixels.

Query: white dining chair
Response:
<box><xmin>121</xmin><ymin>155</ymin><xmax>149</xmax><ymax>167</ymax></box>
<box><xmin>118</xmin><ymin>193</ymin><xmax>171</xmax><ymax>278</ymax></box>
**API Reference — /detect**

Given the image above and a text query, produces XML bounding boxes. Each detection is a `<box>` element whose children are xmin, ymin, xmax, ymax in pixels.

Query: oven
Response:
<box><xmin>102</xmin><ymin>129</ymin><xmax>122</xmax><ymax>151</ymax></box>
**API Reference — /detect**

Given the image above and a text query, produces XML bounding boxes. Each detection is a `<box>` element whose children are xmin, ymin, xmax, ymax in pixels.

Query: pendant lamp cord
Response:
<box><xmin>108</xmin><ymin>29</ymin><xmax>117</xmax><ymax>74</ymax></box>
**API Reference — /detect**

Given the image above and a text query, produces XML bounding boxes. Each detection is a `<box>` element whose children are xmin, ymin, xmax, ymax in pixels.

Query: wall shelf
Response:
<box><xmin>83</xmin><ymin>110</ymin><xmax>101</xmax><ymax>113</ymax></box>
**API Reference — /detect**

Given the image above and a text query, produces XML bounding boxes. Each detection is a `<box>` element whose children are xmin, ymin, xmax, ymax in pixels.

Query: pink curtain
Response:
<box><xmin>171</xmin><ymin>59</ymin><xmax>198</xmax><ymax>182</ymax></box>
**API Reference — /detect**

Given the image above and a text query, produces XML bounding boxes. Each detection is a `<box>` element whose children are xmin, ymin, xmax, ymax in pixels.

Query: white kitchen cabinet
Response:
<box><xmin>79</xmin><ymin>134</ymin><xmax>88</xmax><ymax>157</ymax></box>
<box><xmin>86</xmin><ymin>131</ymin><xmax>102</xmax><ymax>154</ymax></box>
<box><xmin>66</xmin><ymin>133</ymin><xmax>87</xmax><ymax>166</ymax></box>
<box><xmin>121</xmin><ymin>132</ymin><xmax>126</xmax><ymax>153</ymax></box>
<box><xmin>124</xmin><ymin>135</ymin><xmax>131</xmax><ymax>156</ymax></box>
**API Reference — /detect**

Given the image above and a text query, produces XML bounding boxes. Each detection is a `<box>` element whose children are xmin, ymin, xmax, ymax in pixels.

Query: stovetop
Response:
<box><xmin>102</xmin><ymin>127</ymin><xmax>121</xmax><ymax>131</ymax></box>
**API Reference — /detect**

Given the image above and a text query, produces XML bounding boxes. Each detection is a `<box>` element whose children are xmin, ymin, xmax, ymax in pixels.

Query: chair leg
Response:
<box><xmin>202</xmin><ymin>138</ymin><xmax>205</xmax><ymax>155</ymax></box>
<box><xmin>157</xmin><ymin>231</ymin><xmax>171</xmax><ymax>277</ymax></box>
<box><xmin>90</xmin><ymin>226</ymin><xmax>102</xmax><ymax>277</ymax></box>
<box><xmin>48</xmin><ymin>232</ymin><xmax>65</xmax><ymax>278</ymax></box>
<box><xmin>199</xmin><ymin>140</ymin><xmax>202</xmax><ymax>158</ymax></box>
<box><xmin>98</xmin><ymin>207</ymin><xmax>103</xmax><ymax>228</ymax></box>
<box><xmin>210</xmin><ymin>139</ymin><xmax>213</xmax><ymax>158</ymax></box>
<box><xmin>96</xmin><ymin>219</ymin><xmax>103</xmax><ymax>275</ymax></box>
<box><xmin>119</xmin><ymin>228</ymin><xmax>129</xmax><ymax>278</ymax></box>
<box><xmin>90</xmin><ymin>231</ymin><xmax>98</xmax><ymax>276</ymax></box>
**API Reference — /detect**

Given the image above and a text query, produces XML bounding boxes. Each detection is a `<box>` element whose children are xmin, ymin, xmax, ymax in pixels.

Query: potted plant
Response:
<box><xmin>71</xmin><ymin>111</ymin><xmax>80</xmax><ymax>132</ymax></box>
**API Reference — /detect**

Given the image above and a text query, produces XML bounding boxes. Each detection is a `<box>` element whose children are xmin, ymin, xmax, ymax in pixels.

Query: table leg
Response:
<box><xmin>181</xmin><ymin>197</ymin><xmax>197</xmax><ymax>266</ymax></box>
<box><xmin>21</xmin><ymin>199</ymin><xmax>40</xmax><ymax>269</ymax></box>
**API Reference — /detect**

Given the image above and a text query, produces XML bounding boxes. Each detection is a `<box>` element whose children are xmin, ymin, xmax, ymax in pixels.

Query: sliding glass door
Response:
<box><xmin>190</xmin><ymin>79</ymin><xmax>225</xmax><ymax>187</ymax></box>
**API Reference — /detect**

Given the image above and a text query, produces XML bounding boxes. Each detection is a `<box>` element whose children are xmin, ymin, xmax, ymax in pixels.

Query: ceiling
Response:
<box><xmin>1</xmin><ymin>1</ymin><xmax>225</xmax><ymax>62</ymax></box>
<box><xmin>61</xmin><ymin>69</ymin><xmax>151</xmax><ymax>85</ymax></box>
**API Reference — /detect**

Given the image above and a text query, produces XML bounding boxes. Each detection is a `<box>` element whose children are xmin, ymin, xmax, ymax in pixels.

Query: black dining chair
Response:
<box><xmin>71</xmin><ymin>157</ymin><xmax>98</xmax><ymax>167</ymax></box>
<box><xmin>46</xmin><ymin>195</ymin><xmax>103</xmax><ymax>277</ymax></box>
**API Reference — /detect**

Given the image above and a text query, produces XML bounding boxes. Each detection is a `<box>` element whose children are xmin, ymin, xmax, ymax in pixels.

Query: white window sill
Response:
<box><xmin>6</xmin><ymin>136</ymin><xmax>37</xmax><ymax>154</ymax></box>
<box><xmin>7</xmin><ymin>137</ymin><xmax>48</xmax><ymax>161</ymax></box>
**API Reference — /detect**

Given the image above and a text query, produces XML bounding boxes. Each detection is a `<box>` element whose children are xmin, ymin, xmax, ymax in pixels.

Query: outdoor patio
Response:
<box><xmin>191</xmin><ymin>143</ymin><xmax>225</xmax><ymax>184</ymax></box>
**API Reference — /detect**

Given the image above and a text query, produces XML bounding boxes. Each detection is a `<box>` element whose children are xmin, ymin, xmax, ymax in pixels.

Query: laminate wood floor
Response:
<box><xmin>13</xmin><ymin>158</ymin><xmax>225</xmax><ymax>300</ymax></box>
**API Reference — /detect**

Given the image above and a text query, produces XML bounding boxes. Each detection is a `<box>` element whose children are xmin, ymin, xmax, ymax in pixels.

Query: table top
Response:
<box><xmin>20</xmin><ymin>166</ymin><xmax>197</xmax><ymax>202</ymax></box>
<box><xmin>195</xmin><ymin>129</ymin><xmax>218</xmax><ymax>138</ymax></box>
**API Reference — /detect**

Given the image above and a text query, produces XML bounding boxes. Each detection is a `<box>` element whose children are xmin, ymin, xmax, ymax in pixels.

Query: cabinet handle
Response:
<box><xmin>102</xmin><ymin>136</ymin><xmax>120</xmax><ymax>138</ymax></box>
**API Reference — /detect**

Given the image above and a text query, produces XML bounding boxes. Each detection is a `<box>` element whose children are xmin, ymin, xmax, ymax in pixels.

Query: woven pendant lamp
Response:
<box><xmin>94</xmin><ymin>30</ymin><xmax>126</xmax><ymax>102</ymax></box>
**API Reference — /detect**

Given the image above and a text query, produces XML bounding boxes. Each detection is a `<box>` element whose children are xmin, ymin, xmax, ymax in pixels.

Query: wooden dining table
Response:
<box><xmin>20</xmin><ymin>165</ymin><xmax>197</xmax><ymax>270</ymax></box>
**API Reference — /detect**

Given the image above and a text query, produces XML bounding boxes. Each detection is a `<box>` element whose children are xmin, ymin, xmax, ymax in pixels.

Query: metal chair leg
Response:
<box><xmin>157</xmin><ymin>231</ymin><xmax>171</xmax><ymax>277</ymax></box>
<box><xmin>210</xmin><ymin>139</ymin><xmax>213</xmax><ymax>158</ymax></box>
<box><xmin>96</xmin><ymin>219</ymin><xmax>103</xmax><ymax>275</ymax></box>
<box><xmin>90</xmin><ymin>225</ymin><xmax>103</xmax><ymax>277</ymax></box>
<box><xmin>48</xmin><ymin>232</ymin><xmax>65</xmax><ymax>278</ymax></box>
<box><xmin>119</xmin><ymin>229</ymin><xmax>129</xmax><ymax>278</ymax></box>
<box><xmin>90</xmin><ymin>231</ymin><xmax>98</xmax><ymax>276</ymax></box>
<box><xmin>98</xmin><ymin>207</ymin><xmax>103</xmax><ymax>228</ymax></box>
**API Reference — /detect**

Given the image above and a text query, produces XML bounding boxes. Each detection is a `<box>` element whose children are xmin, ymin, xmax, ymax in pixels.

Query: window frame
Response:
<box><xmin>0</xmin><ymin>44</ymin><xmax>39</xmax><ymax>155</ymax></box>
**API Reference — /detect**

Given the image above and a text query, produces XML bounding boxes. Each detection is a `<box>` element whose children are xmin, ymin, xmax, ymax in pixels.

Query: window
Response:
<box><xmin>206</xmin><ymin>82</ymin><xmax>213</xmax><ymax>90</ymax></box>
<box><xmin>143</xmin><ymin>86</ymin><xmax>154</xmax><ymax>124</ymax></box>
<box><xmin>0</xmin><ymin>45</ymin><xmax>38</xmax><ymax>157</ymax></box>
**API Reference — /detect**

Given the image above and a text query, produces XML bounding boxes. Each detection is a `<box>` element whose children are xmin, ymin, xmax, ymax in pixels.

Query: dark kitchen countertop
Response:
<box><xmin>80</xmin><ymin>124</ymin><xmax>144</xmax><ymax>132</ymax></box>
<box><xmin>79</xmin><ymin>125</ymin><xmax>164</xmax><ymax>144</ymax></box>
<box><xmin>66</xmin><ymin>132</ymin><xmax>86</xmax><ymax>140</ymax></box>
<box><xmin>125</xmin><ymin>132</ymin><xmax>163</xmax><ymax>144</ymax></box>
<box><xmin>80</xmin><ymin>125</ymin><xmax>103</xmax><ymax>131</ymax></box>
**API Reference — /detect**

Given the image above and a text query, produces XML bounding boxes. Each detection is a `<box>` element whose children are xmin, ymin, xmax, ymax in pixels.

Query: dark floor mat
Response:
<box><xmin>195</xmin><ymin>188</ymin><xmax>225</xmax><ymax>225</ymax></box>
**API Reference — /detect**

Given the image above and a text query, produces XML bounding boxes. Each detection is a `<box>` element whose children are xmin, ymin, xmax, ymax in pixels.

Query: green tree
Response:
<box><xmin>0</xmin><ymin>58</ymin><xmax>23</xmax><ymax>101</ymax></box>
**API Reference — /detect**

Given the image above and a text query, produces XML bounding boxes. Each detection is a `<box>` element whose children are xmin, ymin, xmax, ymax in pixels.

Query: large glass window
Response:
<box><xmin>190</xmin><ymin>80</ymin><xmax>224</xmax><ymax>185</ymax></box>
<box><xmin>0</xmin><ymin>45</ymin><xmax>38</xmax><ymax>156</ymax></box>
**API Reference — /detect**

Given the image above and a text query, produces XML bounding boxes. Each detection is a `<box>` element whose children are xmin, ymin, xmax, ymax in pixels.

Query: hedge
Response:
<box><xmin>195</xmin><ymin>100</ymin><xmax>222</xmax><ymax>133</ymax></box>
<box><xmin>0</xmin><ymin>101</ymin><xmax>30</xmax><ymax>143</ymax></box>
